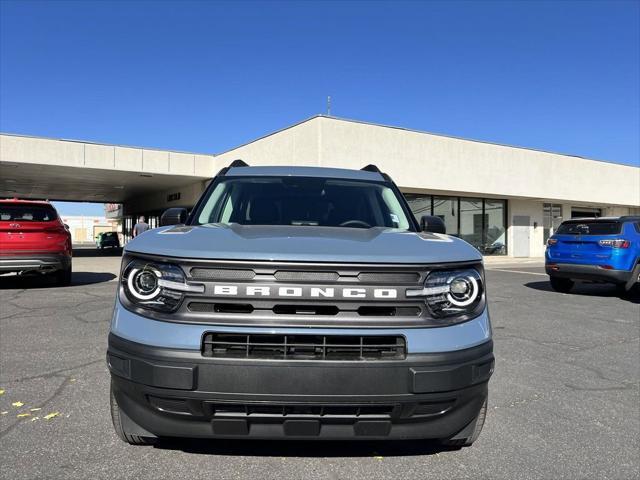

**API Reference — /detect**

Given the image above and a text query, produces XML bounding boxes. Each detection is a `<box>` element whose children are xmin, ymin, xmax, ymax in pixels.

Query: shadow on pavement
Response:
<box><xmin>0</xmin><ymin>271</ymin><xmax>117</xmax><ymax>289</ymax></box>
<box><xmin>525</xmin><ymin>281</ymin><xmax>640</xmax><ymax>304</ymax></box>
<box><xmin>73</xmin><ymin>247</ymin><xmax>123</xmax><ymax>258</ymax></box>
<box><xmin>152</xmin><ymin>438</ymin><xmax>458</xmax><ymax>457</ymax></box>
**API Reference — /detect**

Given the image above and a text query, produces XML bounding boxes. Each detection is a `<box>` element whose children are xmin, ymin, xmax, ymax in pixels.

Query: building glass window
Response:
<box><xmin>571</xmin><ymin>207</ymin><xmax>601</xmax><ymax>218</ymax></box>
<box><xmin>433</xmin><ymin>196</ymin><xmax>459</xmax><ymax>235</ymax></box>
<box><xmin>404</xmin><ymin>194</ymin><xmax>432</xmax><ymax>219</ymax></box>
<box><xmin>543</xmin><ymin>203</ymin><xmax>563</xmax><ymax>244</ymax></box>
<box><xmin>459</xmin><ymin>198</ymin><xmax>484</xmax><ymax>251</ymax></box>
<box><xmin>404</xmin><ymin>194</ymin><xmax>507</xmax><ymax>255</ymax></box>
<box><xmin>484</xmin><ymin>200</ymin><xmax>506</xmax><ymax>255</ymax></box>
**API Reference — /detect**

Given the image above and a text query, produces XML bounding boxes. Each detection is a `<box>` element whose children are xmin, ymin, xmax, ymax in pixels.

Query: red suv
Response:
<box><xmin>0</xmin><ymin>199</ymin><xmax>72</xmax><ymax>285</ymax></box>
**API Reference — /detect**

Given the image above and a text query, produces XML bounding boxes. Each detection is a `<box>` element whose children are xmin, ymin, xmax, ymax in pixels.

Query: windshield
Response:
<box><xmin>556</xmin><ymin>221</ymin><xmax>621</xmax><ymax>235</ymax></box>
<box><xmin>0</xmin><ymin>204</ymin><xmax>58</xmax><ymax>222</ymax></box>
<box><xmin>194</xmin><ymin>176</ymin><xmax>413</xmax><ymax>230</ymax></box>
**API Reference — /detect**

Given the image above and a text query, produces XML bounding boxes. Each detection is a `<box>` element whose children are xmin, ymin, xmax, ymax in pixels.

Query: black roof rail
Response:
<box><xmin>216</xmin><ymin>159</ymin><xmax>249</xmax><ymax>177</ymax></box>
<box><xmin>229</xmin><ymin>159</ymin><xmax>249</xmax><ymax>168</ymax></box>
<box><xmin>620</xmin><ymin>215</ymin><xmax>640</xmax><ymax>221</ymax></box>
<box><xmin>361</xmin><ymin>164</ymin><xmax>381</xmax><ymax>173</ymax></box>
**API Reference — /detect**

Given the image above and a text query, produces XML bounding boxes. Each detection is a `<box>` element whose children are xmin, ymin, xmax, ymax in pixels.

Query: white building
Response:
<box><xmin>215</xmin><ymin>116</ymin><xmax>639</xmax><ymax>257</ymax></box>
<box><xmin>58</xmin><ymin>215</ymin><xmax>118</xmax><ymax>244</ymax></box>
<box><xmin>1</xmin><ymin>115</ymin><xmax>639</xmax><ymax>257</ymax></box>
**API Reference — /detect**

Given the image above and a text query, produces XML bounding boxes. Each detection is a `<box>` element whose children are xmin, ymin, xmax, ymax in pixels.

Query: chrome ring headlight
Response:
<box><xmin>127</xmin><ymin>266</ymin><xmax>161</xmax><ymax>300</ymax></box>
<box><xmin>447</xmin><ymin>275</ymin><xmax>479</xmax><ymax>307</ymax></box>
<box><xmin>407</xmin><ymin>267</ymin><xmax>484</xmax><ymax>322</ymax></box>
<box><xmin>121</xmin><ymin>258</ymin><xmax>204</xmax><ymax>313</ymax></box>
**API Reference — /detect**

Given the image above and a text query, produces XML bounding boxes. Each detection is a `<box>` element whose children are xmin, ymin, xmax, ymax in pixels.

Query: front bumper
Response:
<box><xmin>108</xmin><ymin>332</ymin><xmax>493</xmax><ymax>440</ymax></box>
<box><xmin>546</xmin><ymin>262</ymin><xmax>632</xmax><ymax>284</ymax></box>
<box><xmin>0</xmin><ymin>253</ymin><xmax>71</xmax><ymax>274</ymax></box>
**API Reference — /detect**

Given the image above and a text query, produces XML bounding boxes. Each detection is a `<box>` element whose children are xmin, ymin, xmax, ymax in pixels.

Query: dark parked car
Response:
<box><xmin>96</xmin><ymin>231</ymin><xmax>121</xmax><ymax>250</ymax></box>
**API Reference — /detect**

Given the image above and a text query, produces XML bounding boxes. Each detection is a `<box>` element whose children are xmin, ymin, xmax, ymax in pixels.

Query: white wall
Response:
<box><xmin>123</xmin><ymin>179</ymin><xmax>209</xmax><ymax>215</ymax></box>
<box><xmin>215</xmin><ymin>116</ymin><xmax>639</xmax><ymax>257</ymax></box>
<box><xmin>216</xmin><ymin>116</ymin><xmax>640</xmax><ymax>208</ymax></box>
<box><xmin>59</xmin><ymin>215</ymin><xmax>117</xmax><ymax>243</ymax></box>
<box><xmin>215</xmin><ymin>119</ymin><xmax>321</xmax><ymax>169</ymax></box>
<box><xmin>508</xmin><ymin>200</ymin><xmax>546</xmax><ymax>258</ymax></box>
<box><xmin>1</xmin><ymin>134</ymin><xmax>216</xmax><ymax>177</ymax></box>
<box><xmin>321</xmin><ymin>117</ymin><xmax>640</xmax><ymax>207</ymax></box>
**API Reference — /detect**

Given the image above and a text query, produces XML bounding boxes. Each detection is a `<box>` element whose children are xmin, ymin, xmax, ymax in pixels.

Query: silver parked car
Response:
<box><xmin>108</xmin><ymin>162</ymin><xmax>493</xmax><ymax>446</ymax></box>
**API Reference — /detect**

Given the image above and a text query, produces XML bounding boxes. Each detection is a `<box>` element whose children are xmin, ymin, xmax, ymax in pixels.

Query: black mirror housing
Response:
<box><xmin>160</xmin><ymin>208</ymin><xmax>188</xmax><ymax>227</ymax></box>
<box><xmin>420</xmin><ymin>215</ymin><xmax>446</xmax><ymax>234</ymax></box>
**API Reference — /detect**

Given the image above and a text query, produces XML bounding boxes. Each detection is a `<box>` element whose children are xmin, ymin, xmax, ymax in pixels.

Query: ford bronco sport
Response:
<box><xmin>108</xmin><ymin>163</ymin><xmax>494</xmax><ymax>446</ymax></box>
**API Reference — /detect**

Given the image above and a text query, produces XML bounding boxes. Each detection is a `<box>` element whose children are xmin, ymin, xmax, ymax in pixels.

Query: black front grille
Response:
<box><xmin>189</xmin><ymin>302</ymin><xmax>255</xmax><ymax>314</ymax></box>
<box><xmin>190</xmin><ymin>268</ymin><xmax>255</xmax><ymax>280</ymax></box>
<box><xmin>188</xmin><ymin>302</ymin><xmax>421</xmax><ymax>317</ymax></box>
<box><xmin>207</xmin><ymin>402</ymin><xmax>395</xmax><ymax>418</ymax></box>
<box><xmin>357</xmin><ymin>272</ymin><xmax>421</xmax><ymax>283</ymax></box>
<box><xmin>274</xmin><ymin>270</ymin><xmax>340</xmax><ymax>282</ymax></box>
<box><xmin>188</xmin><ymin>266</ymin><xmax>422</xmax><ymax>284</ymax></box>
<box><xmin>147</xmin><ymin>397</ymin><xmax>455</xmax><ymax>420</ymax></box>
<box><xmin>202</xmin><ymin>333</ymin><xmax>406</xmax><ymax>360</ymax></box>
<box><xmin>272</xmin><ymin>304</ymin><xmax>340</xmax><ymax>316</ymax></box>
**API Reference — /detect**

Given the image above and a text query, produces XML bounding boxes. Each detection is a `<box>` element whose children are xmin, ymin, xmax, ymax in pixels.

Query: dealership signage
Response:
<box><xmin>105</xmin><ymin>203</ymin><xmax>123</xmax><ymax>219</ymax></box>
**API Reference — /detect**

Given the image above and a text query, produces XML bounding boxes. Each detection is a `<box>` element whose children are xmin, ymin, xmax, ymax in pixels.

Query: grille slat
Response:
<box><xmin>202</xmin><ymin>333</ymin><xmax>406</xmax><ymax>360</ymax></box>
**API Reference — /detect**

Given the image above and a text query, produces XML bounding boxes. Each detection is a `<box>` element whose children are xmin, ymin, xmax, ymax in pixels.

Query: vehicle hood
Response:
<box><xmin>125</xmin><ymin>224</ymin><xmax>482</xmax><ymax>264</ymax></box>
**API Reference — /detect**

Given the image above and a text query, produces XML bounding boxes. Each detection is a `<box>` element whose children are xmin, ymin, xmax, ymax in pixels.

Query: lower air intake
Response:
<box><xmin>202</xmin><ymin>333</ymin><xmax>406</xmax><ymax>360</ymax></box>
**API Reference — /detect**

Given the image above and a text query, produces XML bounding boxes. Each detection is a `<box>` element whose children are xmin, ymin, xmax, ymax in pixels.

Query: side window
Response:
<box><xmin>634</xmin><ymin>222</ymin><xmax>640</xmax><ymax>234</ymax></box>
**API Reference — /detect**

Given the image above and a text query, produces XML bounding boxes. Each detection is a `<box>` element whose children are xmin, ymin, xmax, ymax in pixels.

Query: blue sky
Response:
<box><xmin>1</xmin><ymin>1</ymin><xmax>639</xmax><ymax>215</ymax></box>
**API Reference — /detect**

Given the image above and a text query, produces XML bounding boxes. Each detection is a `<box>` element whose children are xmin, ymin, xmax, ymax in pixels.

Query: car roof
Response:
<box><xmin>225</xmin><ymin>165</ymin><xmax>386</xmax><ymax>182</ymax></box>
<box><xmin>0</xmin><ymin>198</ymin><xmax>52</xmax><ymax>205</ymax></box>
<box><xmin>561</xmin><ymin>216</ymin><xmax>640</xmax><ymax>223</ymax></box>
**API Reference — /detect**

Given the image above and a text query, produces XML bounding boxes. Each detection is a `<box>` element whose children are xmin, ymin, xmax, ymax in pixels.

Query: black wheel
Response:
<box><xmin>54</xmin><ymin>265</ymin><xmax>72</xmax><ymax>286</ymax></box>
<box><xmin>441</xmin><ymin>397</ymin><xmax>487</xmax><ymax>447</ymax></box>
<box><xmin>110</xmin><ymin>384</ymin><xmax>155</xmax><ymax>446</ymax></box>
<box><xmin>550</xmin><ymin>276</ymin><xmax>573</xmax><ymax>293</ymax></box>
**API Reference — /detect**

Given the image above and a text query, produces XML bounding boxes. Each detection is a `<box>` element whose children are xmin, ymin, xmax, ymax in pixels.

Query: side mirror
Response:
<box><xmin>160</xmin><ymin>208</ymin><xmax>188</xmax><ymax>226</ymax></box>
<box><xmin>420</xmin><ymin>215</ymin><xmax>446</xmax><ymax>234</ymax></box>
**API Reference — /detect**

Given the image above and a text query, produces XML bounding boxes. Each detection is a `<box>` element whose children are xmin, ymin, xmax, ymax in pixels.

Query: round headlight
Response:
<box><xmin>415</xmin><ymin>268</ymin><xmax>484</xmax><ymax>319</ymax></box>
<box><xmin>121</xmin><ymin>259</ymin><xmax>204</xmax><ymax>313</ymax></box>
<box><xmin>127</xmin><ymin>266</ymin><xmax>161</xmax><ymax>300</ymax></box>
<box><xmin>447</xmin><ymin>275</ymin><xmax>479</xmax><ymax>307</ymax></box>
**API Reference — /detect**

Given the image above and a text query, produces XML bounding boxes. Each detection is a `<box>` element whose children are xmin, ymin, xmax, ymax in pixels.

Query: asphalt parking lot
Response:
<box><xmin>1</xmin><ymin>252</ymin><xmax>638</xmax><ymax>480</ymax></box>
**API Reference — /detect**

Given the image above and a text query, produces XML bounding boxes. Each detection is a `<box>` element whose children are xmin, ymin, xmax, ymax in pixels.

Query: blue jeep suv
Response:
<box><xmin>545</xmin><ymin>216</ymin><xmax>640</xmax><ymax>293</ymax></box>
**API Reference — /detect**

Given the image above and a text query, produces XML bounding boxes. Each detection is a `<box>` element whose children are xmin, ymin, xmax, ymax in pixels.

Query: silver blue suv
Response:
<box><xmin>108</xmin><ymin>163</ymin><xmax>494</xmax><ymax>446</ymax></box>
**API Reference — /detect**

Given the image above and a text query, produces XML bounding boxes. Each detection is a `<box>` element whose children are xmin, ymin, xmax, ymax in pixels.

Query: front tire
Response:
<box><xmin>110</xmin><ymin>384</ymin><xmax>156</xmax><ymax>446</ymax></box>
<box><xmin>550</xmin><ymin>276</ymin><xmax>573</xmax><ymax>293</ymax></box>
<box><xmin>440</xmin><ymin>397</ymin><xmax>487</xmax><ymax>447</ymax></box>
